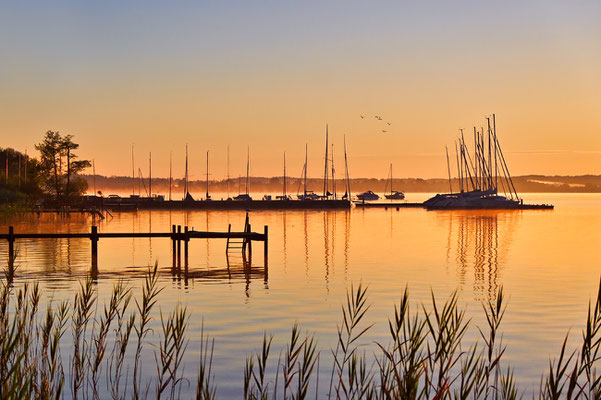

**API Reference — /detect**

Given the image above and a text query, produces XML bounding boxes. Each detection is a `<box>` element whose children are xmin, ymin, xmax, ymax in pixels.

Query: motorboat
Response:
<box><xmin>356</xmin><ymin>190</ymin><xmax>379</xmax><ymax>201</ymax></box>
<box><xmin>233</xmin><ymin>193</ymin><xmax>252</xmax><ymax>201</ymax></box>
<box><xmin>385</xmin><ymin>191</ymin><xmax>405</xmax><ymax>200</ymax></box>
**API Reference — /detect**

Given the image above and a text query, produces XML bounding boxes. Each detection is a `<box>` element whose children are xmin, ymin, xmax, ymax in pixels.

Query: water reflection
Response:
<box><xmin>324</xmin><ymin>211</ymin><xmax>330</xmax><ymax>290</ymax></box>
<box><xmin>441</xmin><ymin>211</ymin><xmax>520</xmax><ymax>301</ymax></box>
<box><xmin>1</xmin><ymin>208</ymin><xmax>522</xmax><ymax>301</ymax></box>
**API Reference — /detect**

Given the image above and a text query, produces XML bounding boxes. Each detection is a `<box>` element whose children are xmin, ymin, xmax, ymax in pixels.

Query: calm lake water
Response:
<box><xmin>1</xmin><ymin>193</ymin><xmax>600</xmax><ymax>397</ymax></box>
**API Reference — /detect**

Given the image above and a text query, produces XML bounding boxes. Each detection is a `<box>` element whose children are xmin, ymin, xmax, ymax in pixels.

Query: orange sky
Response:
<box><xmin>1</xmin><ymin>1</ymin><xmax>600</xmax><ymax>179</ymax></box>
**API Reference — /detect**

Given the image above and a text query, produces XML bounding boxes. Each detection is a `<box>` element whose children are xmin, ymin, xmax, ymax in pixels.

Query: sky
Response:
<box><xmin>1</xmin><ymin>1</ymin><xmax>600</xmax><ymax>179</ymax></box>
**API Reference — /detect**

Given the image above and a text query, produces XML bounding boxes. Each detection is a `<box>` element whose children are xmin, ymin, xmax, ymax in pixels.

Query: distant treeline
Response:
<box><xmin>82</xmin><ymin>173</ymin><xmax>601</xmax><ymax>195</ymax></box>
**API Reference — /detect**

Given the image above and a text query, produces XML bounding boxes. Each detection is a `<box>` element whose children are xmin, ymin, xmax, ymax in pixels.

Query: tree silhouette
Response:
<box><xmin>35</xmin><ymin>131</ymin><xmax>90</xmax><ymax>201</ymax></box>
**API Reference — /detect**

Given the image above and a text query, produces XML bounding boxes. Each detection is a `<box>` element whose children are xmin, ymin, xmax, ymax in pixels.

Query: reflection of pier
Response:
<box><xmin>445</xmin><ymin>211</ymin><xmax>518</xmax><ymax>301</ymax></box>
<box><xmin>169</xmin><ymin>254</ymin><xmax>266</xmax><ymax>291</ymax></box>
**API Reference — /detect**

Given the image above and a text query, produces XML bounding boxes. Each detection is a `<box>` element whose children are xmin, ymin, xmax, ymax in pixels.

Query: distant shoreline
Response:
<box><xmin>81</xmin><ymin>174</ymin><xmax>601</xmax><ymax>194</ymax></box>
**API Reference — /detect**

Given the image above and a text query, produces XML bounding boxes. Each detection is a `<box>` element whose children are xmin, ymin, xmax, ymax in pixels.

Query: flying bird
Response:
<box><xmin>375</xmin><ymin>115</ymin><xmax>382</xmax><ymax>120</ymax></box>
<box><xmin>360</xmin><ymin>115</ymin><xmax>365</xmax><ymax>119</ymax></box>
<box><xmin>387</xmin><ymin>122</ymin><xmax>391</xmax><ymax>126</ymax></box>
<box><xmin>382</xmin><ymin>130</ymin><xmax>387</xmax><ymax>133</ymax></box>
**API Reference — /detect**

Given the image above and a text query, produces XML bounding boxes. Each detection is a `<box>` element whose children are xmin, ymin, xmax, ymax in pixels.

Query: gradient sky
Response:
<box><xmin>1</xmin><ymin>1</ymin><xmax>600</xmax><ymax>179</ymax></box>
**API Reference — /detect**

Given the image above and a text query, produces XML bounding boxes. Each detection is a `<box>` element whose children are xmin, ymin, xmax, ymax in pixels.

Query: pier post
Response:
<box><xmin>263</xmin><ymin>225</ymin><xmax>268</xmax><ymax>265</ymax></box>
<box><xmin>8</xmin><ymin>226</ymin><xmax>14</xmax><ymax>266</ymax></box>
<box><xmin>247</xmin><ymin>223</ymin><xmax>252</xmax><ymax>261</ymax></box>
<box><xmin>184</xmin><ymin>226</ymin><xmax>189</xmax><ymax>271</ymax></box>
<box><xmin>263</xmin><ymin>225</ymin><xmax>268</xmax><ymax>280</ymax></box>
<box><xmin>226</xmin><ymin>224</ymin><xmax>231</xmax><ymax>254</ymax></box>
<box><xmin>177</xmin><ymin>225</ymin><xmax>182</xmax><ymax>269</ymax></box>
<box><xmin>91</xmin><ymin>226</ymin><xmax>99</xmax><ymax>272</ymax></box>
<box><xmin>172</xmin><ymin>225</ymin><xmax>176</xmax><ymax>269</ymax></box>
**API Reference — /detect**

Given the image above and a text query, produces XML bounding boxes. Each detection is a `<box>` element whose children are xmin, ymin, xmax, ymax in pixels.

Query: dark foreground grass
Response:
<box><xmin>2</xmin><ymin>256</ymin><xmax>601</xmax><ymax>399</ymax></box>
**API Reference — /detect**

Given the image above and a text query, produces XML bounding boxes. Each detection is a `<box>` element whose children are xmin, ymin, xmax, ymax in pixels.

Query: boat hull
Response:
<box><xmin>385</xmin><ymin>193</ymin><xmax>405</xmax><ymax>200</ymax></box>
<box><xmin>423</xmin><ymin>191</ymin><xmax>553</xmax><ymax>210</ymax></box>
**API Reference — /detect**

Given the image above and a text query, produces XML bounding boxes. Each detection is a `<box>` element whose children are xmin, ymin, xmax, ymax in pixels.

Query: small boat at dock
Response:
<box><xmin>356</xmin><ymin>190</ymin><xmax>380</xmax><ymax>201</ymax></box>
<box><xmin>384</xmin><ymin>164</ymin><xmax>405</xmax><ymax>200</ymax></box>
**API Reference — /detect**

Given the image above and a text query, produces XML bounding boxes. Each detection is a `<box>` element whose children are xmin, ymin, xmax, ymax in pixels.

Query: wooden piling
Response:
<box><xmin>184</xmin><ymin>226</ymin><xmax>189</xmax><ymax>270</ymax></box>
<box><xmin>263</xmin><ymin>225</ymin><xmax>268</xmax><ymax>280</ymax></box>
<box><xmin>91</xmin><ymin>225</ymin><xmax>99</xmax><ymax>271</ymax></box>
<box><xmin>247</xmin><ymin>223</ymin><xmax>252</xmax><ymax>260</ymax></box>
<box><xmin>226</xmin><ymin>223</ymin><xmax>231</xmax><ymax>254</ymax></box>
<box><xmin>172</xmin><ymin>225</ymin><xmax>176</xmax><ymax>268</ymax></box>
<box><xmin>177</xmin><ymin>225</ymin><xmax>182</xmax><ymax>269</ymax></box>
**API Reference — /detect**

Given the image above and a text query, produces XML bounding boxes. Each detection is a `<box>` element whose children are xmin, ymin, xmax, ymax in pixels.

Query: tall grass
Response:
<box><xmin>3</xmin><ymin>257</ymin><xmax>601</xmax><ymax>399</ymax></box>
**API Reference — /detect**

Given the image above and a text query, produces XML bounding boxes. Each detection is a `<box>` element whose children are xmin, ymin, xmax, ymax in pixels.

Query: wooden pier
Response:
<box><xmin>354</xmin><ymin>202</ymin><xmax>425</xmax><ymax>209</ymax></box>
<box><xmin>1</xmin><ymin>222</ymin><xmax>268</xmax><ymax>273</ymax></box>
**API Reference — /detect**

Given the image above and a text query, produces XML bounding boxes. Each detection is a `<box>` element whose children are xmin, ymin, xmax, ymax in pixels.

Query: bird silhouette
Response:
<box><xmin>360</xmin><ymin>115</ymin><xmax>365</xmax><ymax>119</ymax></box>
<box><xmin>382</xmin><ymin>130</ymin><xmax>387</xmax><ymax>133</ymax></box>
<box><xmin>387</xmin><ymin>122</ymin><xmax>391</xmax><ymax>126</ymax></box>
<box><xmin>375</xmin><ymin>115</ymin><xmax>382</xmax><ymax>120</ymax></box>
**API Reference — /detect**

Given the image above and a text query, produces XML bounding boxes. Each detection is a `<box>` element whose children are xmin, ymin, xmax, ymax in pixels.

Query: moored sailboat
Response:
<box><xmin>424</xmin><ymin>114</ymin><xmax>553</xmax><ymax>210</ymax></box>
<box><xmin>234</xmin><ymin>147</ymin><xmax>252</xmax><ymax>201</ymax></box>
<box><xmin>384</xmin><ymin>164</ymin><xmax>405</xmax><ymax>200</ymax></box>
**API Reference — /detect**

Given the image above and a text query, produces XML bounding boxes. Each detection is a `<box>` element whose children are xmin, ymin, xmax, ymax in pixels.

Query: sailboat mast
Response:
<box><xmin>460</xmin><ymin>130</ymin><xmax>476</xmax><ymax>190</ymax></box>
<box><xmin>343</xmin><ymin>135</ymin><xmax>351</xmax><ymax>197</ymax></box>
<box><xmin>487</xmin><ymin>118</ymin><xmax>492</xmax><ymax>190</ymax></box>
<box><xmin>480</xmin><ymin>129</ymin><xmax>486</xmax><ymax>189</ymax></box>
<box><xmin>455</xmin><ymin>141</ymin><xmax>462</xmax><ymax>193</ymax></box>
<box><xmin>206</xmin><ymin>150</ymin><xmax>209</xmax><ymax>199</ymax></box>
<box><xmin>473</xmin><ymin>127</ymin><xmax>479</xmax><ymax>190</ymax></box>
<box><xmin>227</xmin><ymin>145</ymin><xmax>230</xmax><ymax>199</ymax></box>
<box><xmin>390</xmin><ymin>164</ymin><xmax>393</xmax><ymax>194</ymax></box>
<box><xmin>149</xmin><ymin>152</ymin><xmax>152</xmax><ymax>198</ymax></box>
<box><xmin>169</xmin><ymin>151</ymin><xmax>172</xmax><ymax>201</ymax></box>
<box><xmin>131</xmin><ymin>144</ymin><xmax>135</xmax><ymax>196</ymax></box>
<box><xmin>492</xmin><ymin>114</ymin><xmax>519</xmax><ymax>200</ymax></box>
<box><xmin>283</xmin><ymin>151</ymin><xmax>287</xmax><ymax>198</ymax></box>
<box><xmin>184</xmin><ymin>144</ymin><xmax>189</xmax><ymax>198</ymax></box>
<box><xmin>245</xmin><ymin>146</ymin><xmax>250</xmax><ymax>195</ymax></box>
<box><xmin>323</xmin><ymin>124</ymin><xmax>329</xmax><ymax>198</ymax></box>
<box><xmin>92</xmin><ymin>159</ymin><xmax>96</xmax><ymax>195</ymax></box>
<box><xmin>384</xmin><ymin>164</ymin><xmax>390</xmax><ymax>194</ymax></box>
<box><xmin>304</xmin><ymin>144</ymin><xmax>308</xmax><ymax>195</ymax></box>
<box><xmin>493</xmin><ymin>115</ymin><xmax>498</xmax><ymax>192</ymax></box>
<box><xmin>445</xmin><ymin>146</ymin><xmax>453</xmax><ymax>193</ymax></box>
<box><xmin>331</xmin><ymin>143</ymin><xmax>335</xmax><ymax>199</ymax></box>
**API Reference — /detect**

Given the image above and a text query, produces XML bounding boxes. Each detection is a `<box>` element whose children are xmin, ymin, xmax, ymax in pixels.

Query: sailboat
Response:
<box><xmin>384</xmin><ymin>164</ymin><xmax>405</xmax><ymax>200</ymax></box>
<box><xmin>234</xmin><ymin>147</ymin><xmax>252</xmax><ymax>201</ymax></box>
<box><xmin>276</xmin><ymin>152</ymin><xmax>290</xmax><ymax>200</ymax></box>
<box><xmin>297</xmin><ymin>144</ymin><xmax>319</xmax><ymax>200</ymax></box>
<box><xmin>342</xmin><ymin>135</ymin><xmax>351</xmax><ymax>200</ymax></box>
<box><xmin>205</xmin><ymin>150</ymin><xmax>211</xmax><ymax>200</ymax></box>
<box><xmin>183</xmin><ymin>144</ymin><xmax>195</xmax><ymax>201</ymax></box>
<box><xmin>424</xmin><ymin>114</ymin><xmax>551</xmax><ymax>210</ymax></box>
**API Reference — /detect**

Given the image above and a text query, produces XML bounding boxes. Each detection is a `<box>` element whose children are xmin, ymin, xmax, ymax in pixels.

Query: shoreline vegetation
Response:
<box><xmin>82</xmin><ymin>174</ymin><xmax>601</xmax><ymax>195</ymax></box>
<box><xmin>1</xmin><ymin>132</ymin><xmax>90</xmax><ymax>208</ymax></box>
<box><xmin>2</xmin><ymin>258</ymin><xmax>601</xmax><ymax>399</ymax></box>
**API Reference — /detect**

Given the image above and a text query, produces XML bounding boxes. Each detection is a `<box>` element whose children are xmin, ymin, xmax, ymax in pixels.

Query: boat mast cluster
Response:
<box><xmin>451</xmin><ymin>114</ymin><xmax>519</xmax><ymax>201</ymax></box>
